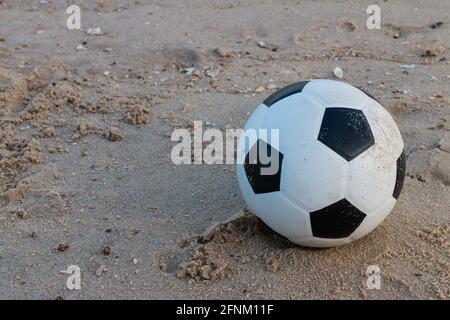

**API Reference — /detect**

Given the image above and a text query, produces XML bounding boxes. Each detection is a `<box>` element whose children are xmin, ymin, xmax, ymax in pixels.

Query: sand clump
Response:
<box><xmin>7</xmin><ymin>208</ymin><xmax>30</xmax><ymax>221</ymax></box>
<box><xmin>439</xmin><ymin>134</ymin><xmax>450</xmax><ymax>153</ymax></box>
<box><xmin>417</xmin><ymin>223</ymin><xmax>449</xmax><ymax>247</ymax></box>
<box><xmin>106</xmin><ymin>125</ymin><xmax>123</xmax><ymax>141</ymax></box>
<box><xmin>175</xmin><ymin>211</ymin><xmax>282</xmax><ymax>284</ymax></box>
<box><xmin>21</xmin><ymin>138</ymin><xmax>44</xmax><ymax>164</ymax></box>
<box><xmin>72</xmin><ymin>121</ymin><xmax>124</xmax><ymax>142</ymax></box>
<box><xmin>214</xmin><ymin>47</ymin><xmax>235</xmax><ymax>59</ymax></box>
<box><xmin>265</xmin><ymin>254</ymin><xmax>281</xmax><ymax>273</ymax></box>
<box><xmin>5</xmin><ymin>180</ymin><xmax>32</xmax><ymax>201</ymax></box>
<box><xmin>0</xmin><ymin>132</ymin><xmax>43</xmax><ymax>193</ymax></box>
<box><xmin>123</xmin><ymin>105</ymin><xmax>150</xmax><ymax>125</ymax></box>
<box><xmin>39</xmin><ymin>126</ymin><xmax>56</xmax><ymax>138</ymax></box>
<box><xmin>176</xmin><ymin>212</ymin><xmax>264</xmax><ymax>283</ymax></box>
<box><xmin>430</xmin><ymin>152</ymin><xmax>450</xmax><ymax>185</ymax></box>
<box><xmin>75</xmin><ymin>121</ymin><xmax>102</xmax><ymax>138</ymax></box>
<box><xmin>0</xmin><ymin>67</ymin><xmax>72</xmax><ymax>193</ymax></box>
<box><xmin>177</xmin><ymin>243</ymin><xmax>232</xmax><ymax>283</ymax></box>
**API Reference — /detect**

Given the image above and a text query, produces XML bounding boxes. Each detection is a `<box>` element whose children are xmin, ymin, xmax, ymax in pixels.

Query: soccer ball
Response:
<box><xmin>236</xmin><ymin>79</ymin><xmax>405</xmax><ymax>247</ymax></box>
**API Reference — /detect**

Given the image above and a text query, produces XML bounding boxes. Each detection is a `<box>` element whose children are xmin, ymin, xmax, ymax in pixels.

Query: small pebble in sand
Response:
<box><xmin>103</xmin><ymin>245</ymin><xmax>112</xmax><ymax>256</ymax></box>
<box><xmin>422</xmin><ymin>49</ymin><xmax>436</xmax><ymax>58</ymax></box>
<box><xmin>57</xmin><ymin>243</ymin><xmax>70</xmax><ymax>252</ymax></box>
<box><xmin>96</xmin><ymin>265</ymin><xmax>108</xmax><ymax>277</ymax></box>
<box><xmin>205</xmin><ymin>69</ymin><xmax>219</xmax><ymax>78</ymax></box>
<box><xmin>430</xmin><ymin>21</ymin><xmax>444</xmax><ymax>29</ymax></box>
<box><xmin>421</xmin><ymin>47</ymin><xmax>445</xmax><ymax>58</ymax></box>
<box><xmin>340</xmin><ymin>20</ymin><xmax>356</xmax><ymax>32</ymax></box>
<box><xmin>333</xmin><ymin>67</ymin><xmax>344</xmax><ymax>79</ymax></box>
<box><xmin>254</xmin><ymin>86</ymin><xmax>265</xmax><ymax>93</ymax></box>
<box><xmin>86</xmin><ymin>27</ymin><xmax>105</xmax><ymax>36</ymax></box>
<box><xmin>256</xmin><ymin>41</ymin><xmax>279</xmax><ymax>52</ymax></box>
<box><xmin>256</xmin><ymin>41</ymin><xmax>266</xmax><ymax>48</ymax></box>
<box><xmin>266</xmin><ymin>83</ymin><xmax>277</xmax><ymax>90</ymax></box>
<box><xmin>76</xmin><ymin>44</ymin><xmax>86</xmax><ymax>51</ymax></box>
<box><xmin>215</xmin><ymin>47</ymin><xmax>235</xmax><ymax>58</ymax></box>
<box><xmin>182</xmin><ymin>67</ymin><xmax>195</xmax><ymax>75</ymax></box>
<box><xmin>292</xmin><ymin>34</ymin><xmax>304</xmax><ymax>45</ymax></box>
<box><xmin>132</xmin><ymin>258</ymin><xmax>138</xmax><ymax>265</ymax></box>
<box><xmin>400</xmin><ymin>64</ymin><xmax>415</xmax><ymax>70</ymax></box>
<box><xmin>159</xmin><ymin>262</ymin><xmax>169</xmax><ymax>272</ymax></box>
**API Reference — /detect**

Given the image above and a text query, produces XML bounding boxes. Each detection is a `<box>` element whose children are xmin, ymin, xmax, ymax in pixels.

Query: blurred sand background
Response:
<box><xmin>0</xmin><ymin>0</ymin><xmax>449</xmax><ymax>299</ymax></box>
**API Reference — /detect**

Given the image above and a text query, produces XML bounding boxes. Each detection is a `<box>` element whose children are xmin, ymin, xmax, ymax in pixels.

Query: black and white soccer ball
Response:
<box><xmin>237</xmin><ymin>80</ymin><xmax>406</xmax><ymax>247</ymax></box>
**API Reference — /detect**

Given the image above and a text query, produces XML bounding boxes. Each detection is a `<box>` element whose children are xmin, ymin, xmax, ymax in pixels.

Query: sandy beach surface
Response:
<box><xmin>0</xmin><ymin>0</ymin><xmax>449</xmax><ymax>299</ymax></box>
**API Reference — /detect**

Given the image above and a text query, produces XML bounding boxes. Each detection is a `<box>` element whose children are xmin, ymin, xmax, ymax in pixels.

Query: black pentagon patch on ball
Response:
<box><xmin>318</xmin><ymin>107</ymin><xmax>375</xmax><ymax>161</ymax></box>
<box><xmin>393</xmin><ymin>150</ymin><xmax>406</xmax><ymax>199</ymax></box>
<box><xmin>310</xmin><ymin>199</ymin><xmax>366</xmax><ymax>239</ymax></box>
<box><xmin>244</xmin><ymin>139</ymin><xmax>284</xmax><ymax>194</ymax></box>
<box><xmin>263</xmin><ymin>81</ymin><xmax>309</xmax><ymax>107</ymax></box>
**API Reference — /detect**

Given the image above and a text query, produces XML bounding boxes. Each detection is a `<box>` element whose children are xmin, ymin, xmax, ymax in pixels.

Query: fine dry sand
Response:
<box><xmin>0</xmin><ymin>0</ymin><xmax>449</xmax><ymax>299</ymax></box>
